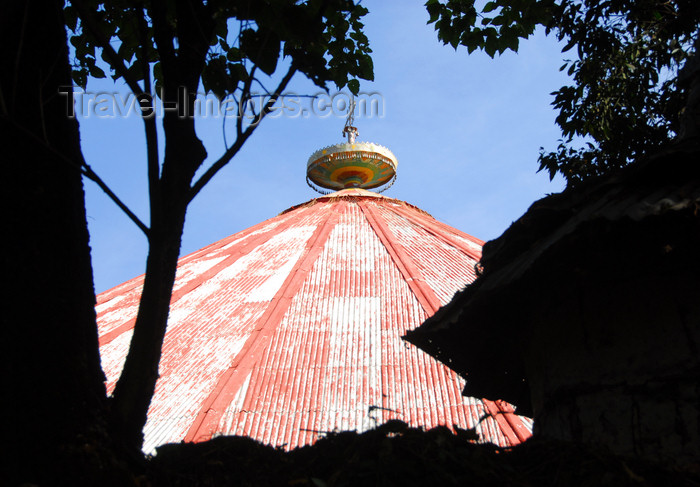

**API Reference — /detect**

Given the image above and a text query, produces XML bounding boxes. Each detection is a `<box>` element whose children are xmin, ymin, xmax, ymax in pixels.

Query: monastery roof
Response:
<box><xmin>97</xmin><ymin>189</ymin><xmax>532</xmax><ymax>453</ymax></box>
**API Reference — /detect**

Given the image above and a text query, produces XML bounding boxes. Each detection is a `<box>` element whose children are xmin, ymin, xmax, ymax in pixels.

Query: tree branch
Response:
<box><xmin>136</xmin><ymin>7</ymin><xmax>161</xmax><ymax>230</ymax></box>
<box><xmin>71</xmin><ymin>0</ymin><xmax>155</xmax><ymax>236</ymax></box>
<box><xmin>3</xmin><ymin>114</ymin><xmax>149</xmax><ymax>235</ymax></box>
<box><xmin>188</xmin><ymin>64</ymin><xmax>297</xmax><ymax>203</ymax></box>
<box><xmin>237</xmin><ymin>64</ymin><xmax>258</xmax><ymax>138</ymax></box>
<box><xmin>81</xmin><ymin>161</ymin><xmax>150</xmax><ymax>236</ymax></box>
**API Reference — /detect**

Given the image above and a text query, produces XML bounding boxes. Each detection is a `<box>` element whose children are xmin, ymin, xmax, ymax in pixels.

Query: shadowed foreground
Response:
<box><xmin>148</xmin><ymin>421</ymin><xmax>698</xmax><ymax>486</ymax></box>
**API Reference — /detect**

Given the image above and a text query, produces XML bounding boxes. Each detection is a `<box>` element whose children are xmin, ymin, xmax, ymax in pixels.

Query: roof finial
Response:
<box><xmin>306</xmin><ymin>93</ymin><xmax>397</xmax><ymax>194</ymax></box>
<box><xmin>342</xmin><ymin>97</ymin><xmax>358</xmax><ymax>144</ymax></box>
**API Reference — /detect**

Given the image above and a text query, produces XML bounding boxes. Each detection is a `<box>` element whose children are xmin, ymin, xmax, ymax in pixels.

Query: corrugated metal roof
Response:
<box><xmin>97</xmin><ymin>188</ymin><xmax>532</xmax><ymax>452</ymax></box>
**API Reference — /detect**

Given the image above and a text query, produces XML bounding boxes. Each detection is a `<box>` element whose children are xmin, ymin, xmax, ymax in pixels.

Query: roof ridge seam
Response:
<box><xmin>183</xmin><ymin>203</ymin><xmax>344</xmax><ymax>443</ymax></box>
<box><xmin>357</xmin><ymin>199</ymin><xmax>442</xmax><ymax>316</ymax></box>
<box><xmin>386</xmin><ymin>204</ymin><xmax>482</xmax><ymax>262</ymax></box>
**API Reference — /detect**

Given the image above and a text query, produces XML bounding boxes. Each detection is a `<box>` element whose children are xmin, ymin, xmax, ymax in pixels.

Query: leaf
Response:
<box><xmin>226</xmin><ymin>47</ymin><xmax>242</xmax><ymax>63</ymax></box>
<box><xmin>358</xmin><ymin>54</ymin><xmax>374</xmax><ymax>81</ymax></box>
<box><xmin>64</xmin><ymin>5</ymin><xmax>78</xmax><ymax>32</ymax></box>
<box><xmin>501</xmin><ymin>30</ymin><xmax>519</xmax><ymax>52</ymax></box>
<box><xmin>483</xmin><ymin>31</ymin><xmax>498</xmax><ymax>58</ymax></box>
<box><xmin>213</xmin><ymin>19</ymin><xmax>228</xmax><ymax>46</ymax></box>
<box><xmin>426</xmin><ymin>0</ymin><xmax>441</xmax><ymax>24</ymax></box>
<box><xmin>89</xmin><ymin>64</ymin><xmax>106</xmax><ymax>79</ymax></box>
<box><xmin>490</xmin><ymin>15</ymin><xmax>505</xmax><ymax>26</ymax></box>
<box><xmin>153</xmin><ymin>61</ymin><xmax>163</xmax><ymax>97</ymax></box>
<box><xmin>561</xmin><ymin>38</ymin><xmax>576</xmax><ymax>53</ymax></box>
<box><xmin>201</xmin><ymin>55</ymin><xmax>230</xmax><ymax>101</ymax></box>
<box><xmin>240</xmin><ymin>28</ymin><xmax>280</xmax><ymax>76</ymax></box>
<box><xmin>347</xmin><ymin>79</ymin><xmax>360</xmax><ymax>95</ymax></box>
<box><xmin>70</xmin><ymin>35</ymin><xmax>92</xmax><ymax>60</ymax></box>
<box><xmin>230</xmin><ymin>63</ymin><xmax>249</xmax><ymax>83</ymax></box>
<box><xmin>482</xmin><ymin>1</ymin><xmax>498</xmax><ymax>14</ymax></box>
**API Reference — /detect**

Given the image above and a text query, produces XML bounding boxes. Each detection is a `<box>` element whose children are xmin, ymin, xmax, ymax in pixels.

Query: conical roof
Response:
<box><xmin>97</xmin><ymin>188</ymin><xmax>532</xmax><ymax>452</ymax></box>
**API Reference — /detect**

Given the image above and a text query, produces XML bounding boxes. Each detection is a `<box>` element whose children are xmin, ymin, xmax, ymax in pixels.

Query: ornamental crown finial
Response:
<box><xmin>306</xmin><ymin>95</ymin><xmax>397</xmax><ymax>194</ymax></box>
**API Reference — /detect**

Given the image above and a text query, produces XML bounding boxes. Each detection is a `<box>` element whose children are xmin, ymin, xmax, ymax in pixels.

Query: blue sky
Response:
<box><xmin>78</xmin><ymin>1</ymin><xmax>569</xmax><ymax>294</ymax></box>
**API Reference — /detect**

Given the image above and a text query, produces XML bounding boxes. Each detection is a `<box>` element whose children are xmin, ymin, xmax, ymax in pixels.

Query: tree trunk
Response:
<box><xmin>1</xmin><ymin>1</ymin><xmax>113</xmax><ymax>484</ymax></box>
<box><xmin>109</xmin><ymin>209</ymin><xmax>187</xmax><ymax>453</ymax></box>
<box><xmin>107</xmin><ymin>2</ymin><xmax>212</xmax><ymax>452</ymax></box>
<box><xmin>107</xmin><ymin>86</ymin><xmax>207</xmax><ymax>454</ymax></box>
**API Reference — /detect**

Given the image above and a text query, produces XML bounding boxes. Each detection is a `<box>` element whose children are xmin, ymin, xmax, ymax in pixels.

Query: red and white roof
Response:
<box><xmin>97</xmin><ymin>188</ymin><xmax>532</xmax><ymax>452</ymax></box>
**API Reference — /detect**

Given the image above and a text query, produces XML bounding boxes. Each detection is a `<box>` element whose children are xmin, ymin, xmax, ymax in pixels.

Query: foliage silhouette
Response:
<box><xmin>426</xmin><ymin>0</ymin><xmax>700</xmax><ymax>185</ymax></box>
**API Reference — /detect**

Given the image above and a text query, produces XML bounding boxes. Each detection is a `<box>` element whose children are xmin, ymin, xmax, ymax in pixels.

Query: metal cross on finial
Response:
<box><xmin>342</xmin><ymin>96</ymin><xmax>358</xmax><ymax>144</ymax></box>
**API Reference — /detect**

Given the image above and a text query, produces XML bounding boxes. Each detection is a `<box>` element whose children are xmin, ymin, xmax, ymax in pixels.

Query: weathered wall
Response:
<box><xmin>525</xmin><ymin>211</ymin><xmax>700</xmax><ymax>465</ymax></box>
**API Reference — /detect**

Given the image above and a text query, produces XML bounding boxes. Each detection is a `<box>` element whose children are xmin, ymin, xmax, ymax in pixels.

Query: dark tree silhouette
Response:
<box><xmin>426</xmin><ymin>0</ymin><xmax>700</xmax><ymax>185</ymax></box>
<box><xmin>1</xmin><ymin>1</ymin><xmax>112</xmax><ymax>484</ymax></box>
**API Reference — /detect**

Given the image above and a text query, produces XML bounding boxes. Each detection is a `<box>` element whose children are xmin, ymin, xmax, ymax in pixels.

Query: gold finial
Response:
<box><xmin>306</xmin><ymin>94</ymin><xmax>397</xmax><ymax>194</ymax></box>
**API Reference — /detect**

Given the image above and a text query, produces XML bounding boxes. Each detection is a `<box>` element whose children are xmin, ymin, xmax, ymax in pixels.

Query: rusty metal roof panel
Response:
<box><xmin>96</xmin><ymin>190</ymin><xmax>531</xmax><ymax>453</ymax></box>
<box><xmin>372</xmin><ymin>201</ymin><xmax>481</xmax><ymax>305</ymax></box>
